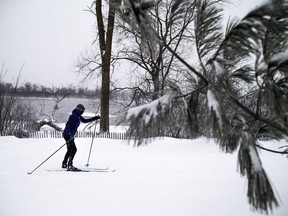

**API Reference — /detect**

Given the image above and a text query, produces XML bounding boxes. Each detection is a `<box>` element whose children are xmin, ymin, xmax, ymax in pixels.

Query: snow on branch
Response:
<box><xmin>238</xmin><ymin>132</ymin><xmax>279</xmax><ymax>213</ymax></box>
<box><xmin>126</xmin><ymin>93</ymin><xmax>173</xmax><ymax>123</ymax></box>
<box><xmin>207</xmin><ymin>89</ymin><xmax>223</xmax><ymax>129</ymax></box>
<box><xmin>268</xmin><ymin>50</ymin><xmax>288</xmax><ymax>74</ymax></box>
<box><xmin>269</xmin><ymin>51</ymin><xmax>288</xmax><ymax>66</ymax></box>
<box><xmin>213</xmin><ymin>59</ymin><xmax>227</xmax><ymax>76</ymax></box>
<box><xmin>36</xmin><ymin>119</ymin><xmax>62</xmax><ymax>132</ymax></box>
<box><xmin>118</xmin><ymin>92</ymin><xmax>176</xmax><ymax>145</ymax></box>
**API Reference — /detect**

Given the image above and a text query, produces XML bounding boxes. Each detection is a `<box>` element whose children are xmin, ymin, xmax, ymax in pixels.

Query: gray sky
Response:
<box><xmin>0</xmin><ymin>0</ymin><xmax>267</xmax><ymax>88</ymax></box>
<box><xmin>0</xmin><ymin>0</ymin><xmax>94</xmax><ymax>88</ymax></box>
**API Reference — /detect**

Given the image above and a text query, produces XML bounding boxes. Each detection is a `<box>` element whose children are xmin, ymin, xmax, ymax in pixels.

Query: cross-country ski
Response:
<box><xmin>46</xmin><ymin>167</ymin><xmax>116</xmax><ymax>173</ymax></box>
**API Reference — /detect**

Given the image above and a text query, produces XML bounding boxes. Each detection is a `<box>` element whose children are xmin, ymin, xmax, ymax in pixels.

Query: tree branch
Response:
<box><xmin>256</xmin><ymin>144</ymin><xmax>288</xmax><ymax>155</ymax></box>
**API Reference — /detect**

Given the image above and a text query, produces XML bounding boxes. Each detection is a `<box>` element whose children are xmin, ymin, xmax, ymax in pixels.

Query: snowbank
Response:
<box><xmin>0</xmin><ymin>136</ymin><xmax>287</xmax><ymax>216</ymax></box>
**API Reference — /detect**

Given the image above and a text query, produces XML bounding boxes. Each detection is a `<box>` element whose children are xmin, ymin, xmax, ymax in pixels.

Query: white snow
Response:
<box><xmin>0</xmin><ymin>136</ymin><xmax>287</xmax><ymax>216</ymax></box>
<box><xmin>270</xmin><ymin>51</ymin><xmax>288</xmax><ymax>66</ymax></box>
<box><xmin>126</xmin><ymin>93</ymin><xmax>173</xmax><ymax>124</ymax></box>
<box><xmin>207</xmin><ymin>90</ymin><xmax>223</xmax><ymax>128</ymax></box>
<box><xmin>213</xmin><ymin>60</ymin><xmax>226</xmax><ymax>76</ymax></box>
<box><xmin>258</xmin><ymin>61</ymin><xmax>268</xmax><ymax>72</ymax></box>
<box><xmin>248</xmin><ymin>144</ymin><xmax>263</xmax><ymax>173</ymax></box>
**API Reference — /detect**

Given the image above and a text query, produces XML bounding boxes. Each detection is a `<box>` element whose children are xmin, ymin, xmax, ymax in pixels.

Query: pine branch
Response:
<box><xmin>215</xmin><ymin>2</ymin><xmax>288</xmax><ymax>63</ymax></box>
<box><xmin>255</xmin><ymin>144</ymin><xmax>288</xmax><ymax>154</ymax></box>
<box><xmin>229</xmin><ymin>94</ymin><xmax>288</xmax><ymax>136</ymax></box>
<box><xmin>118</xmin><ymin>92</ymin><xmax>176</xmax><ymax>145</ymax></box>
<box><xmin>115</xmin><ymin>1</ymin><xmax>288</xmax><ymax>212</ymax></box>
<box><xmin>195</xmin><ymin>0</ymin><xmax>223</xmax><ymax>62</ymax></box>
<box><xmin>237</xmin><ymin>132</ymin><xmax>279</xmax><ymax>213</ymax></box>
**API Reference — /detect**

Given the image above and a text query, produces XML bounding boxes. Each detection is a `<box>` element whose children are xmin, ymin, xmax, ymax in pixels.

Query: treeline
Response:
<box><xmin>1</xmin><ymin>81</ymin><xmax>101</xmax><ymax>99</ymax></box>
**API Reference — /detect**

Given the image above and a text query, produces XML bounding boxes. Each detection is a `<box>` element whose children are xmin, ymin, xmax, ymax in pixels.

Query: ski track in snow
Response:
<box><xmin>0</xmin><ymin>136</ymin><xmax>287</xmax><ymax>216</ymax></box>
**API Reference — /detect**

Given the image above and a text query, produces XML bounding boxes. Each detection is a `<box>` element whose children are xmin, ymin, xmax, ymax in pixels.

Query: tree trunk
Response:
<box><xmin>187</xmin><ymin>92</ymin><xmax>200</xmax><ymax>137</ymax></box>
<box><xmin>96</xmin><ymin>0</ymin><xmax>115</xmax><ymax>132</ymax></box>
<box><xmin>151</xmin><ymin>72</ymin><xmax>160</xmax><ymax>100</ymax></box>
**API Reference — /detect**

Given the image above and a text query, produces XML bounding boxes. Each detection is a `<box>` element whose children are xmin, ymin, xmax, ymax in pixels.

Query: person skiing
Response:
<box><xmin>62</xmin><ymin>104</ymin><xmax>100</xmax><ymax>171</ymax></box>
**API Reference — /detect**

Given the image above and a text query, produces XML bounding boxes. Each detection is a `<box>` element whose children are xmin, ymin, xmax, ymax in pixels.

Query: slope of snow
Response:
<box><xmin>0</xmin><ymin>136</ymin><xmax>287</xmax><ymax>216</ymax></box>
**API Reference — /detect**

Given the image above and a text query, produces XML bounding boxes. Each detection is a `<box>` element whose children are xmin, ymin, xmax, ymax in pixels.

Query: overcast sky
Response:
<box><xmin>0</xmin><ymin>0</ymin><xmax>267</xmax><ymax>88</ymax></box>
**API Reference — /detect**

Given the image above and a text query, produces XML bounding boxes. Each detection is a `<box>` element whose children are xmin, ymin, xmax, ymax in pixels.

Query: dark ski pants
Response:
<box><xmin>62</xmin><ymin>135</ymin><xmax>77</xmax><ymax>166</ymax></box>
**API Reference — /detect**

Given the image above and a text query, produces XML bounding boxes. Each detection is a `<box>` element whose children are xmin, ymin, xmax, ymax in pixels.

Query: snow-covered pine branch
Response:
<box><xmin>238</xmin><ymin>131</ymin><xmax>279</xmax><ymax>213</ymax></box>
<box><xmin>118</xmin><ymin>92</ymin><xmax>176</xmax><ymax>145</ymax></box>
<box><xmin>206</xmin><ymin>89</ymin><xmax>223</xmax><ymax>129</ymax></box>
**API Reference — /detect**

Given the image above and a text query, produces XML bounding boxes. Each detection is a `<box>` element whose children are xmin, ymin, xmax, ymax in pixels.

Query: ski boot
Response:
<box><xmin>67</xmin><ymin>165</ymin><xmax>81</xmax><ymax>171</ymax></box>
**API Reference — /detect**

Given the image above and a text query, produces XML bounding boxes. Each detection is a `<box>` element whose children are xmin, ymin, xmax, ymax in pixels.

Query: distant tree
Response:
<box><xmin>0</xmin><ymin>65</ymin><xmax>37</xmax><ymax>137</ymax></box>
<box><xmin>24</xmin><ymin>82</ymin><xmax>32</xmax><ymax>94</ymax></box>
<box><xmin>117</xmin><ymin>0</ymin><xmax>288</xmax><ymax>213</ymax></box>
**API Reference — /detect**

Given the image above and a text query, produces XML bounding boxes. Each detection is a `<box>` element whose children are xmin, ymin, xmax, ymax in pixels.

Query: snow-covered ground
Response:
<box><xmin>0</xmin><ymin>136</ymin><xmax>287</xmax><ymax>216</ymax></box>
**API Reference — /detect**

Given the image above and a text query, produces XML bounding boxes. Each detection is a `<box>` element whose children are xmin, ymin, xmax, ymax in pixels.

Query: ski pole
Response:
<box><xmin>86</xmin><ymin>120</ymin><xmax>98</xmax><ymax>167</ymax></box>
<box><xmin>27</xmin><ymin>137</ymin><xmax>73</xmax><ymax>175</ymax></box>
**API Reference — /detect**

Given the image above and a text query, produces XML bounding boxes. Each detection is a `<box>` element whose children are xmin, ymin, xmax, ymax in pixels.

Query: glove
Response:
<box><xmin>92</xmin><ymin>115</ymin><xmax>101</xmax><ymax>121</ymax></box>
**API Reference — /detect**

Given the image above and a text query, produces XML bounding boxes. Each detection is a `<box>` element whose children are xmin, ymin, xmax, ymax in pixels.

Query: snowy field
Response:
<box><xmin>0</xmin><ymin>136</ymin><xmax>287</xmax><ymax>216</ymax></box>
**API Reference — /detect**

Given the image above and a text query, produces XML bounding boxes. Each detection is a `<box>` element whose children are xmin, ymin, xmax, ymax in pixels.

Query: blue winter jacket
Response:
<box><xmin>63</xmin><ymin>108</ymin><xmax>95</xmax><ymax>138</ymax></box>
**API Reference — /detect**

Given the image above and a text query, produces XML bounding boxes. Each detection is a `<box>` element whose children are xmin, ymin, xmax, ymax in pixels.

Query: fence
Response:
<box><xmin>2</xmin><ymin>130</ymin><xmax>185</xmax><ymax>140</ymax></box>
<box><xmin>28</xmin><ymin>130</ymin><xmax>128</xmax><ymax>140</ymax></box>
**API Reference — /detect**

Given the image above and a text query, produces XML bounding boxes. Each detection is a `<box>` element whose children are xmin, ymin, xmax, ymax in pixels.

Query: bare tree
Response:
<box><xmin>0</xmin><ymin>64</ymin><xmax>37</xmax><ymax>137</ymax></box>
<box><xmin>75</xmin><ymin>0</ymin><xmax>116</xmax><ymax>132</ymax></box>
<box><xmin>113</xmin><ymin>0</ymin><xmax>195</xmax><ymax>105</ymax></box>
<box><xmin>35</xmin><ymin>88</ymin><xmax>70</xmax><ymax>131</ymax></box>
<box><xmin>94</xmin><ymin>0</ymin><xmax>115</xmax><ymax>132</ymax></box>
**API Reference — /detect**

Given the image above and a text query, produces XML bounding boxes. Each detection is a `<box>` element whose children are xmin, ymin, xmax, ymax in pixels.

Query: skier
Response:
<box><xmin>62</xmin><ymin>104</ymin><xmax>100</xmax><ymax>171</ymax></box>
